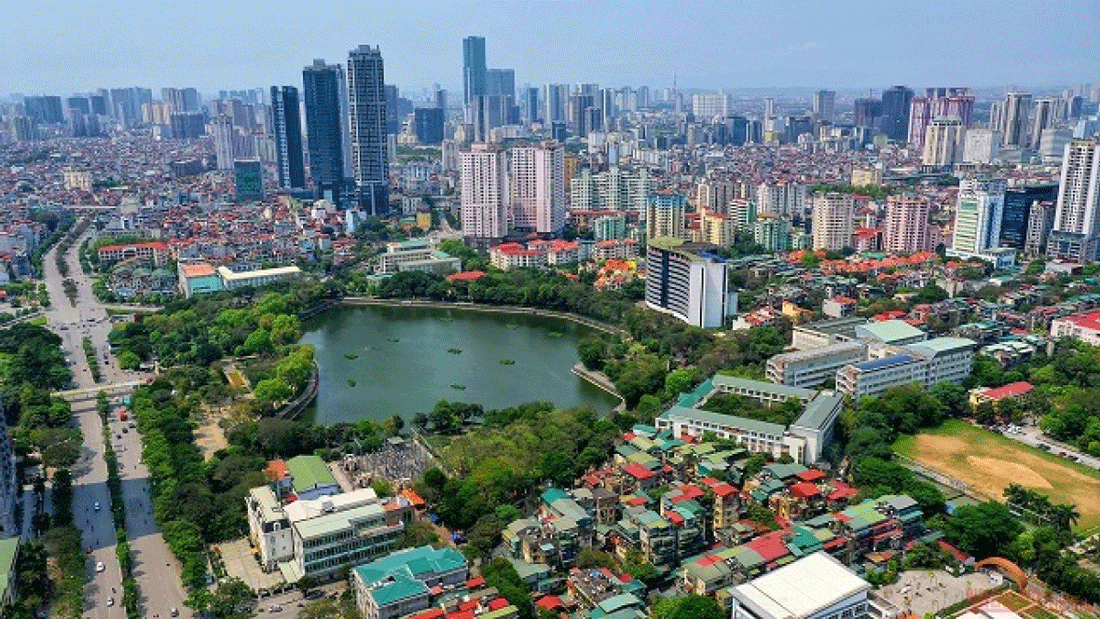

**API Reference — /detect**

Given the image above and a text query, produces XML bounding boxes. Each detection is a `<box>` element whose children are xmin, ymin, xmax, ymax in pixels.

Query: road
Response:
<box><xmin>1002</xmin><ymin>422</ymin><xmax>1100</xmax><ymax>470</ymax></box>
<box><xmin>42</xmin><ymin>225</ymin><xmax>189</xmax><ymax>619</ymax></box>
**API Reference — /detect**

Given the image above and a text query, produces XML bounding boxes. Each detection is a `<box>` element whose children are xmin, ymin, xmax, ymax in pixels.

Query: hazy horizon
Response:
<box><xmin>2</xmin><ymin>0</ymin><xmax>1098</xmax><ymax>97</ymax></box>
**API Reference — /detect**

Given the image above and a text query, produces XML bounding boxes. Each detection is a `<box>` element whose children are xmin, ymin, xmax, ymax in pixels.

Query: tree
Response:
<box><xmin>577</xmin><ymin>333</ymin><xmax>608</xmax><ymax>371</ymax></box>
<box><xmin>651</xmin><ymin>595</ymin><xmax>724</xmax><ymax>619</ymax></box>
<box><xmin>945</xmin><ymin>501</ymin><xmax>1023</xmax><ymax>559</ymax></box>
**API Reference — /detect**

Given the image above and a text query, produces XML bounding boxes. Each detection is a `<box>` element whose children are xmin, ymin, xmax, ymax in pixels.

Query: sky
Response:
<box><xmin>2</xmin><ymin>0</ymin><xmax>1098</xmax><ymax>97</ymax></box>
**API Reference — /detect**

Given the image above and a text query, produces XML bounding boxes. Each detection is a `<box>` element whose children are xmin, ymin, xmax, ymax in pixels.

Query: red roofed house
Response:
<box><xmin>1052</xmin><ymin>309</ymin><xmax>1100</xmax><ymax>345</ymax></box>
<box><xmin>822</xmin><ymin>296</ymin><xmax>859</xmax><ymax>318</ymax></box>
<box><xmin>447</xmin><ymin>270</ymin><xmax>486</xmax><ymax>282</ymax></box>
<box><xmin>969</xmin><ymin>381</ymin><xmax>1034</xmax><ymax>408</ymax></box>
<box><xmin>622</xmin><ymin>464</ymin><xmax>659</xmax><ymax>492</ymax></box>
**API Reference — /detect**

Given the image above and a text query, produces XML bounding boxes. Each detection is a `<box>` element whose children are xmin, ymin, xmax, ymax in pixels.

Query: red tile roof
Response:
<box><xmin>466</xmin><ymin>577</ymin><xmax>486</xmax><ymax>589</ymax></box>
<box><xmin>796</xmin><ymin>469</ymin><xmax>826</xmax><ymax>482</ymax></box>
<box><xmin>745</xmin><ymin>530</ymin><xmax>791</xmax><ymax>562</ymax></box>
<box><xmin>447</xmin><ymin>270</ymin><xmax>485</xmax><ymax>281</ymax></box>
<box><xmin>488</xmin><ymin>598</ymin><xmax>511</xmax><ymax>611</ymax></box>
<box><xmin>979</xmin><ymin>381</ymin><xmax>1033</xmax><ymax>402</ymax></box>
<box><xmin>623</xmin><ymin>464</ymin><xmax>656</xmax><ymax>480</ymax></box>
<box><xmin>789</xmin><ymin>482</ymin><xmax>820</xmax><ymax>499</ymax></box>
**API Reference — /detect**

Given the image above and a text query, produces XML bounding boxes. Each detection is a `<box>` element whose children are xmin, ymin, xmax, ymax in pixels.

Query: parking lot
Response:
<box><xmin>216</xmin><ymin>539</ymin><xmax>286</xmax><ymax>593</ymax></box>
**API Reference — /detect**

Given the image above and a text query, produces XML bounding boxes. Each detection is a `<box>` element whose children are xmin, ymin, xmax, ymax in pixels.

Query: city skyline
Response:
<box><xmin>2</xmin><ymin>0</ymin><xmax>1098</xmax><ymax>96</ymax></box>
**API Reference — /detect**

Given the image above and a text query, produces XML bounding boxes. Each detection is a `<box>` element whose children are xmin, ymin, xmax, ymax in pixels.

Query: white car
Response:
<box><xmin>93</xmin><ymin>502</ymin><xmax>100</xmax><ymax>511</ymax></box>
<box><xmin>107</xmin><ymin>596</ymin><xmax>114</xmax><ymax>606</ymax></box>
<box><xmin>95</xmin><ymin>561</ymin><xmax>105</xmax><ymax>572</ymax></box>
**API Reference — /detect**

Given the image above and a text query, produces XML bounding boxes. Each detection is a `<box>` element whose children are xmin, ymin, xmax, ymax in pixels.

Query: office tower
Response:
<box><xmin>432</xmin><ymin>85</ymin><xmax>447</xmax><ymax>110</ymax></box>
<box><xmin>169</xmin><ymin>112</ymin><xmax>205</xmax><ymax>139</ymax></box>
<box><xmin>543</xmin><ymin>84</ymin><xmax>568</xmax><ymax>124</ymax></box>
<box><xmin>922</xmin><ymin>116</ymin><xmax>965</xmax><ymax>168</ymax></box>
<box><xmin>66</xmin><ymin>96</ymin><xmax>90</xmax><ymax>115</ymax></box>
<box><xmin>347</xmin><ymin>45</ymin><xmax>390</xmax><ymax>214</ymax></box>
<box><xmin>813</xmin><ymin>90</ymin><xmax>836</xmax><ymax>123</ymax></box>
<box><xmin>303</xmin><ymin>59</ymin><xmax>347</xmax><ymax>204</ymax></box>
<box><xmin>646</xmin><ymin>193</ymin><xmax>686</xmax><ymax>240</ymax></box>
<box><xmin>413</xmin><ymin>108</ymin><xmax>445</xmax><ymax>144</ymax></box>
<box><xmin>89</xmin><ymin>92</ymin><xmax>108</xmax><ymax>116</ymax></box>
<box><xmin>234</xmin><ymin>159</ymin><xmax>265</xmax><ymax>201</ymax></box>
<box><xmin>853</xmin><ymin>98</ymin><xmax>882</xmax><ymax>129</ymax></box>
<box><xmin>754</xmin><ymin>214</ymin><xmax>792</xmax><ymax>252</ymax></box>
<box><xmin>883</xmin><ymin>194</ymin><xmax>931</xmax><ymax>253</ymax></box>
<box><xmin>211</xmin><ymin>115</ymin><xmax>235</xmax><ymax>170</ymax></box>
<box><xmin>786</xmin><ymin>116</ymin><xmax>813</xmax><ymax>143</ymax></box>
<box><xmin>1001</xmin><ymin>92</ymin><xmax>1032</xmax><ymax>148</ymax></box>
<box><xmin>510</xmin><ymin>142</ymin><xmax>565</xmax><ymax>235</ymax></box>
<box><xmin>12</xmin><ymin>116</ymin><xmax>36</xmax><ymax>141</ymax></box>
<box><xmin>463</xmin><ymin>36</ymin><xmax>487</xmax><ymax>110</ymax></box>
<box><xmin>161</xmin><ymin>87</ymin><xmax>199</xmax><ymax>112</ymax></box>
<box><xmin>811</xmin><ymin>192</ymin><xmax>854</xmax><ymax>251</ymax></box>
<box><xmin>645</xmin><ymin>237</ymin><xmax>731</xmax><ymax>328</ymax></box>
<box><xmin>24</xmin><ymin>96</ymin><xmax>64</xmax><ymax>124</ymax></box>
<box><xmin>486</xmin><ymin>69</ymin><xmax>515</xmax><ymax>98</ymax></box>
<box><xmin>951</xmin><ymin>178</ymin><xmax>1006</xmax><ymax>255</ymax></box>
<box><xmin>908</xmin><ymin>88</ymin><xmax>974</xmax><ymax>149</ymax></box>
<box><xmin>636</xmin><ymin>86</ymin><xmax>650</xmax><ymax>109</ymax></box>
<box><xmin>472</xmin><ymin>95</ymin><xmax>504</xmax><ymax>142</ymax></box>
<box><xmin>1030</xmin><ymin>98</ymin><xmax>1056</xmax><ymax>149</ymax></box>
<box><xmin>523</xmin><ymin>87</ymin><xmax>539</xmax><ymax>124</ymax></box>
<box><xmin>1049</xmin><ymin>140</ymin><xmax>1100</xmax><ymax>263</ymax></box>
<box><xmin>964</xmin><ymin>129</ymin><xmax>1001</xmax><ymax>164</ymax></box>
<box><xmin>270</xmin><ymin>85</ymin><xmax>306</xmax><ymax>190</ymax></box>
<box><xmin>692</xmin><ymin>93</ymin><xmax>732</xmax><ymax>118</ymax></box>
<box><xmin>1000</xmin><ymin>184</ymin><xmax>1058</xmax><ymax>250</ymax></box>
<box><xmin>460</xmin><ymin>143</ymin><xmax>508</xmax><ymax>242</ymax></box>
<box><xmin>764</xmin><ymin>97</ymin><xmax>774</xmax><ymax>119</ymax></box>
<box><xmin>568</xmin><ymin>93</ymin><xmax>597</xmax><ymax>136</ymax></box>
<box><xmin>880</xmin><ymin>86</ymin><xmax>914</xmax><ymax>142</ymax></box>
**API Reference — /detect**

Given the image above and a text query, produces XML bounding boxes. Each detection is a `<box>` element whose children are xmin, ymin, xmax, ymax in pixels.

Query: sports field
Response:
<box><xmin>895</xmin><ymin>420</ymin><xmax>1100</xmax><ymax>533</ymax></box>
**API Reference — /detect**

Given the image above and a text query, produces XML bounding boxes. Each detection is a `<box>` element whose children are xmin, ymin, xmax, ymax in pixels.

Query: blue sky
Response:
<box><xmin>2</xmin><ymin>0</ymin><xmax>1097</xmax><ymax>96</ymax></box>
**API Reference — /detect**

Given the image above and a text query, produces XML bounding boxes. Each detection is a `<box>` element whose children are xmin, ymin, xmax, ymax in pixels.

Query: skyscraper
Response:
<box><xmin>211</xmin><ymin>115</ymin><xmax>236</xmax><ymax>170</ymax></box>
<box><xmin>347</xmin><ymin>45</ymin><xmax>390</xmax><ymax>214</ymax></box>
<box><xmin>510</xmin><ymin>142</ymin><xmax>565</xmax><ymax>236</ymax></box>
<box><xmin>270</xmin><ymin>85</ymin><xmax>306</xmax><ymax>190</ymax></box>
<box><xmin>812</xmin><ymin>90</ymin><xmax>836</xmax><ymax>123</ymax></box>
<box><xmin>951</xmin><ymin>178</ymin><xmax>1006</xmax><ymax>255</ymax></box>
<box><xmin>460</xmin><ymin>143</ymin><xmax>509</xmax><ymax>243</ymax></box>
<box><xmin>811</xmin><ymin>192</ymin><xmax>854</xmax><ymax>251</ymax></box>
<box><xmin>1030</xmin><ymin>98</ymin><xmax>1056</xmax><ymax>149</ymax></box>
<box><xmin>414</xmin><ymin>108</ymin><xmax>445</xmax><ymax>144</ymax></box>
<box><xmin>880</xmin><ymin>86</ymin><xmax>914</xmax><ymax>142</ymax></box>
<box><xmin>543</xmin><ymin>84</ymin><xmax>568</xmax><ymax>124</ymax></box>
<box><xmin>462</xmin><ymin>36</ymin><xmax>487</xmax><ymax>110</ymax></box>
<box><xmin>1050</xmin><ymin>140</ymin><xmax>1100</xmax><ymax>263</ymax></box>
<box><xmin>908</xmin><ymin>88</ymin><xmax>974</xmax><ymax>149</ymax></box>
<box><xmin>303</xmin><ymin>59</ymin><xmax>347</xmax><ymax>205</ymax></box>
<box><xmin>1001</xmin><ymin>92</ymin><xmax>1032</xmax><ymax>148</ymax></box>
<box><xmin>922</xmin><ymin>116</ymin><xmax>966</xmax><ymax>168</ymax></box>
<box><xmin>1000</xmin><ymin>184</ymin><xmax>1058</xmax><ymax>250</ymax></box>
<box><xmin>486</xmin><ymin>69</ymin><xmax>515</xmax><ymax>98</ymax></box>
<box><xmin>883</xmin><ymin>194</ymin><xmax>931</xmax><ymax>253</ymax></box>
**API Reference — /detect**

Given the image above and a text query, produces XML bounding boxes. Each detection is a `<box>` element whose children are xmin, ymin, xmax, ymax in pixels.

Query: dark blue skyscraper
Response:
<box><xmin>414</xmin><ymin>108</ymin><xmax>444</xmax><ymax>144</ymax></box>
<box><xmin>271</xmin><ymin>85</ymin><xmax>306</xmax><ymax>190</ymax></box>
<box><xmin>303</xmin><ymin>59</ymin><xmax>346</xmax><ymax>205</ymax></box>
<box><xmin>347</xmin><ymin>45</ymin><xmax>389</xmax><ymax>215</ymax></box>
<box><xmin>462</xmin><ymin>36</ymin><xmax>487</xmax><ymax>110</ymax></box>
<box><xmin>881</xmin><ymin>86</ymin><xmax>914</xmax><ymax>142</ymax></box>
<box><xmin>1000</xmin><ymin>184</ymin><xmax>1058</xmax><ymax>250</ymax></box>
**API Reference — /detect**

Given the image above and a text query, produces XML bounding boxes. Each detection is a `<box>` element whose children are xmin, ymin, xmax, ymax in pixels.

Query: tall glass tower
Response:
<box><xmin>270</xmin><ymin>85</ymin><xmax>306</xmax><ymax>190</ymax></box>
<box><xmin>347</xmin><ymin>45</ymin><xmax>389</xmax><ymax>215</ymax></box>
<box><xmin>463</xmin><ymin>36</ymin><xmax>487</xmax><ymax>110</ymax></box>
<box><xmin>303</xmin><ymin>59</ymin><xmax>347</xmax><ymax>206</ymax></box>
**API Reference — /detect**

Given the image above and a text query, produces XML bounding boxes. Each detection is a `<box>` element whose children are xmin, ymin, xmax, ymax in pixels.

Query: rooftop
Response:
<box><xmin>661</xmin><ymin>404</ymin><xmax>787</xmax><ymax>437</ymax></box>
<box><xmin>291</xmin><ymin>501</ymin><xmax>385</xmax><ymax>539</ymax></box>
<box><xmin>216</xmin><ymin>264</ymin><xmax>302</xmax><ymax>281</ymax></box>
<box><xmin>285</xmin><ymin>455</ymin><xmax>338</xmax><ymax>493</ymax></box>
<box><xmin>851</xmin><ymin>354</ymin><xmax>916</xmax><ymax>372</ymax></box>
<box><xmin>791</xmin><ymin>392</ymin><xmax>845</xmax><ymax>432</ymax></box>
<box><xmin>180</xmin><ymin>262</ymin><xmax>216</xmax><ymax>277</ymax></box>
<box><xmin>730</xmin><ymin>551</ymin><xmax>869</xmax><ymax>618</ymax></box>
<box><xmin>856</xmin><ymin>319</ymin><xmax>926</xmax><ymax>344</ymax></box>
<box><xmin>710</xmin><ymin>375</ymin><xmax>817</xmax><ymax>401</ymax></box>
<box><xmin>905</xmin><ymin>336</ymin><xmax>976</xmax><ymax>357</ymax></box>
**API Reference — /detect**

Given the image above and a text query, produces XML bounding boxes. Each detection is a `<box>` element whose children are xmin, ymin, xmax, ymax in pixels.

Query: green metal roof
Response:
<box><xmin>905</xmin><ymin>336</ymin><xmax>976</xmax><ymax>357</ymax></box>
<box><xmin>369</xmin><ymin>579</ymin><xmax>429</xmax><ymax>606</ymax></box>
<box><xmin>286</xmin><ymin>455</ymin><xmax>338</xmax><ymax>492</ymax></box>
<box><xmin>354</xmin><ymin>545</ymin><xmax>466</xmax><ymax>596</ymax></box>
<box><xmin>791</xmin><ymin>392</ymin><xmax>845</xmax><ymax>432</ymax></box>
<box><xmin>710</xmin><ymin>375</ymin><xmax>817</xmax><ymax>401</ymax></box>
<box><xmin>0</xmin><ymin>538</ymin><xmax>17</xmax><ymax>602</ymax></box>
<box><xmin>661</xmin><ymin>405</ymin><xmax>787</xmax><ymax>437</ymax></box>
<box><xmin>855</xmin><ymin>320</ymin><xmax>926</xmax><ymax>344</ymax></box>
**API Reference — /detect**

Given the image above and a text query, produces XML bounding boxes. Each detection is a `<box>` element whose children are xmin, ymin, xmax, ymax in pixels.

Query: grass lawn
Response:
<box><xmin>27</xmin><ymin>315</ymin><xmax>47</xmax><ymax>326</ymax></box>
<box><xmin>895</xmin><ymin>420</ymin><xmax>1100</xmax><ymax>533</ymax></box>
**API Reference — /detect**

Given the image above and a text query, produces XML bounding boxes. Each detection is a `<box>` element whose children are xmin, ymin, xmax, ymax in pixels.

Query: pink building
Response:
<box><xmin>883</xmin><ymin>194</ymin><xmax>931</xmax><ymax>254</ymax></box>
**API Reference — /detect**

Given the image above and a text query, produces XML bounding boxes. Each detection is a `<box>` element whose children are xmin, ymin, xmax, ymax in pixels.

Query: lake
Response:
<box><xmin>299</xmin><ymin>303</ymin><xmax>621</xmax><ymax>424</ymax></box>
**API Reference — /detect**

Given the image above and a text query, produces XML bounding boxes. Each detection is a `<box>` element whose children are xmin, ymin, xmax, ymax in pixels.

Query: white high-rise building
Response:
<box><xmin>460</xmin><ymin>143</ymin><xmax>509</xmax><ymax>242</ymax></box>
<box><xmin>922</xmin><ymin>116</ymin><xmax>965</xmax><ymax>168</ymax></box>
<box><xmin>951</xmin><ymin>178</ymin><xmax>1006</xmax><ymax>256</ymax></box>
<box><xmin>510</xmin><ymin>141</ymin><xmax>565</xmax><ymax>235</ymax></box>
<box><xmin>210</xmin><ymin>115</ymin><xmax>235</xmax><ymax>170</ymax></box>
<box><xmin>691</xmin><ymin>93</ymin><xmax>732</xmax><ymax>118</ymax></box>
<box><xmin>1031</xmin><ymin>98</ymin><xmax>1057</xmax><ymax>150</ymax></box>
<box><xmin>1050</xmin><ymin>140</ymin><xmax>1100</xmax><ymax>263</ymax></box>
<box><xmin>964</xmin><ymin>128</ymin><xmax>1001</xmax><ymax>163</ymax></box>
<box><xmin>811</xmin><ymin>192</ymin><xmax>854</xmax><ymax>251</ymax></box>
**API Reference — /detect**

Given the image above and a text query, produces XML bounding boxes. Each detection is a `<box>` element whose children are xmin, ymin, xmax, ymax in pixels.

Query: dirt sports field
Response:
<box><xmin>895</xmin><ymin>420</ymin><xmax>1100</xmax><ymax>533</ymax></box>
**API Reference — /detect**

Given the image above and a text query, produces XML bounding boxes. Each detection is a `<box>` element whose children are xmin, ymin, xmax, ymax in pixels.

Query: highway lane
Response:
<box><xmin>43</xmin><ymin>225</ymin><xmax>189</xmax><ymax>619</ymax></box>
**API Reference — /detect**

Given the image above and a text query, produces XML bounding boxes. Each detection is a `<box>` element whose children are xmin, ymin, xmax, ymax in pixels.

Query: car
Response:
<box><xmin>93</xmin><ymin>502</ymin><xmax>100</xmax><ymax>511</ymax></box>
<box><xmin>305</xmin><ymin>589</ymin><xmax>325</xmax><ymax>600</ymax></box>
<box><xmin>1059</xmin><ymin>451</ymin><xmax>1067</xmax><ymax>457</ymax></box>
<box><xmin>122</xmin><ymin>427</ymin><xmax>128</xmax><ymax>434</ymax></box>
<box><xmin>1069</xmin><ymin>454</ymin><xmax>1079</xmax><ymax>461</ymax></box>
<box><xmin>107</xmin><ymin>597</ymin><xmax>114</xmax><ymax>606</ymax></box>
<box><xmin>96</xmin><ymin>561</ymin><xmax>105</xmax><ymax>572</ymax></box>
<box><xmin>1038</xmin><ymin>443</ymin><xmax>1051</xmax><ymax>450</ymax></box>
<box><xmin>170</xmin><ymin>608</ymin><xmax>179</xmax><ymax>617</ymax></box>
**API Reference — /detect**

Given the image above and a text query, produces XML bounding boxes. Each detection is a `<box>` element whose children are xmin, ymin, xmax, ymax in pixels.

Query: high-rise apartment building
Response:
<box><xmin>1024</xmin><ymin>200</ymin><xmax>1057</xmax><ymax>256</ymax></box>
<box><xmin>211</xmin><ymin>115</ymin><xmax>236</xmax><ymax>170</ymax></box>
<box><xmin>460</xmin><ymin>143</ymin><xmax>508</xmax><ymax>242</ymax></box>
<box><xmin>645</xmin><ymin>237</ymin><xmax>731</xmax><ymax>328</ymax></box>
<box><xmin>951</xmin><ymin>178</ymin><xmax>1006</xmax><ymax>256</ymax></box>
<box><xmin>1030</xmin><ymin>98</ymin><xmax>1056</xmax><ymax>150</ymax></box>
<box><xmin>883</xmin><ymin>194</ymin><xmax>931</xmax><ymax>254</ymax></box>
<box><xmin>462</xmin><ymin>36</ymin><xmax>487</xmax><ymax>110</ymax></box>
<box><xmin>880</xmin><ymin>86</ymin><xmax>914</xmax><ymax>142</ymax></box>
<box><xmin>646</xmin><ymin>193</ymin><xmax>687</xmax><ymax>240</ymax></box>
<box><xmin>692</xmin><ymin>93</ymin><xmax>732</xmax><ymax>118</ymax></box>
<box><xmin>696</xmin><ymin>178</ymin><xmax>740</xmax><ymax>215</ymax></box>
<box><xmin>922</xmin><ymin>116</ymin><xmax>965</xmax><ymax>168</ymax></box>
<box><xmin>347</xmin><ymin>45</ymin><xmax>390</xmax><ymax>214</ymax></box>
<box><xmin>907</xmin><ymin>88</ymin><xmax>973</xmax><ymax>149</ymax></box>
<box><xmin>543</xmin><ymin>84</ymin><xmax>568</xmax><ymax>124</ymax></box>
<box><xmin>964</xmin><ymin>128</ymin><xmax>1001</xmax><ymax>164</ymax></box>
<box><xmin>510</xmin><ymin>141</ymin><xmax>566</xmax><ymax>236</ymax></box>
<box><xmin>813</xmin><ymin>90</ymin><xmax>836</xmax><ymax>123</ymax></box>
<box><xmin>754</xmin><ymin>214</ymin><xmax>792</xmax><ymax>252</ymax></box>
<box><xmin>1001</xmin><ymin>92</ymin><xmax>1032</xmax><ymax>148</ymax></box>
<box><xmin>270</xmin><ymin>86</ymin><xmax>306</xmax><ymax>190</ymax></box>
<box><xmin>811</xmin><ymin>192</ymin><xmax>854</xmax><ymax>251</ymax></box>
<box><xmin>1049</xmin><ymin>140</ymin><xmax>1100</xmax><ymax>263</ymax></box>
<box><xmin>853</xmin><ymin>98</ymin><xmax>882</xmax><ymax>129</ymax></box>
<box><xmin>303</xmin><ymin>59</ymin><xmax>348</xmax><ymax>205</ymax></box>
<box><xmin>570</xmin><ymin>166</ymin><xmax>655</xmax><ymax>217</ymax></box>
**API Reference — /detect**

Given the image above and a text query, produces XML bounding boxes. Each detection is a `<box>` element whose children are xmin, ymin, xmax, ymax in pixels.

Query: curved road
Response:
<box><xmin>42</xmin><ymin>225</ymin><xmax>189</xmax><ymax>619</ymax></box>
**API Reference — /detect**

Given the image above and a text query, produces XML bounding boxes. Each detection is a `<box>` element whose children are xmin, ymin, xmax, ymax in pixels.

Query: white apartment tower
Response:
<box><xmin>510</xmin><ymin>141</ymin><xmax>566</xmax><ymax>235</ymax></box>
<box><xmin>922</xmin><ymin>116</ymin><xmax>965</xmax><ymax>168</ymax></box>
<box><xmin>211</xmin><ymin>115</ymin><xmax>235</xmax><ymax>170</ymax></box>
<box><xmin>460</xmin><ymin>143</ymin><xmax>509</xmax><ymax>242</ymax></box>
<box><xmin>1001</xmin><ymin>92</ymin><xmax>1032</xmax><ymax>148</ymax></box>
<box><xmin>1050</xmin><ymin>140</ymin><xmax>1100</xmax><ymax>261</ymax></box>
<box><xmin>883</xmin><ymin>194</ymin><xmax>931</xmax><ymax>254</ymax></box>
<box><xmin>811</xmin><ymin>192</ymin><xmax>854</xmax><ymax>251</ymax></box>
